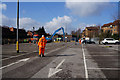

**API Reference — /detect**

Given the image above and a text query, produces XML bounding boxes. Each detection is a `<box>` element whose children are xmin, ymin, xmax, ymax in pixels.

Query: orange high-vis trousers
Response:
<box><xmin>39</xmin><ymin>47</ymin><xmax>45</xmax><ymax>55</ymax></box>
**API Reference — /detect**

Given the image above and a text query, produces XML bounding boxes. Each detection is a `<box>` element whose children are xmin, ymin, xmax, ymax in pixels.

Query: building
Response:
<box><xmin>101</xmin><ymin>20</ymin><xmax>120</xmax><ymax>35</ymax></box>
<box><xmin>27</xmin><ymin>31</ymin><xmax>33</xmax><ymax>37</ymax></box>
<box><xmin>82</xmin><ymin>30</ymin><xmax>85</xmax><ymax>38</ymax></box>
<box><xmin>1</xmin><ymin>26</ymin><xmax>27</xmax><ymax>44</ymax></box>
<box><xmin>82</xmin><ymin>26</ymin><xmax>100</xmax><ymax>38</ymax></box>
<box><xmin>9</xmin><ymin>27</ymin><xmax>14</xmax><ymax>32</ymax></box>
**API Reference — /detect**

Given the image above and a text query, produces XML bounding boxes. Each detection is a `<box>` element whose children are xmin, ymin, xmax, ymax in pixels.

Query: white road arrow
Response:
<box><xmin>48</xmin><ymin>59</ymin><xmax>65</xmax><ymax>78</ymax></box>
<box><xmin>0</xmin><ymin>58</ymin><xmax>30</xmax><ymax>69</ymax></box>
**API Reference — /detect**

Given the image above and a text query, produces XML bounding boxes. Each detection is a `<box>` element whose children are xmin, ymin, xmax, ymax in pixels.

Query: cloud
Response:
<box><xmin>66</xmin><ymin>0</ymin><xmax>112</xmax><ymax>17</ymax></box>
<box><xmin>0</xmin><ymin>14</ymin><xmax>41</xmax><ymax>30</ymax></box>
<box><xmin>0</xmin><ymin>3</ymin><xmax>7</xmax><ymax>10</ymax></box>
<box><xmin>45</xmin><ymin>16</ymin><xmax>72</xmax><ymax>34</ymax></box>
<box><xmin>65</xmin><ymin>0</ymin><xmax>120</xmax><ymax>2</ymax></box>
<box><xmin>20</xmin><ymin>17</ymin><xmax>40</xmax><ymax>30</ymax></box>
<box><xmin>1</xmin><ymin>14</ymin><xmax>15</xmax><ymax>26</ymax></box>
<box><xmin>78</xmin><ymin>23</ymin><xmax>97</xmax><ymax>31</ymax></box>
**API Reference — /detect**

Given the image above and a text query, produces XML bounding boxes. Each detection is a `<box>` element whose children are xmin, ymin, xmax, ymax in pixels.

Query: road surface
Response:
<box><xmin>1</xmin><ymin>43</ymin><xmax>119</xmax><ymax>79</ymax></box>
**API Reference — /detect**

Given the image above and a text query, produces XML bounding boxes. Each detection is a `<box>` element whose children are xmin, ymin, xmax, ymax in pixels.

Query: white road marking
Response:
<box><xmin>1</xmin><ymin>46</ymin><xmax>66</xmax><ymax>61</ymax></box>
<box><xmin>82</xmin><ymin>44</ymin><xmax>88</xmax><ymax>79</ymax></box>
<box><xmin>89</xmin><ymin>52</ymin><xmax>115</xmax><ymax>53</ymax></box>
<box><xmin>86</xmin><ymin>55</ymin><xmax>118</xmax><ymax>56</ymax></box>
<box><xmin>33</xmin><ymin>51</ymin><xmax>38</xmax><ymax>52</ymax></box>
<box><xmin>88</xmin><ymin>68</ymin><xmax>120</xmax><ymax>70</ymax></box>
<box><xmin>48</xmin><ymin>59</ymin><xmax>65</xmax><ymax>78</ymax></box>
<box><xmin>1</xmin><ymin>52</ymin><xmax>32</xmax><ymax>61</ymax></box>
<box><xmin>0</xmin><ymin>58</ymin><xmax>30</xmax><ymax>69</ymax></box>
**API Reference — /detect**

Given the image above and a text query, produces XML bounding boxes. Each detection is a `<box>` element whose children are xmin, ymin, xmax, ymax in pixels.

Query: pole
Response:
<box><xmin>65</xmin><ymin>23</ymin><xmax>67</xmax><ymax>42</ymax></box>
<box><xmin>33</xmin><ymin>27</ymin><xmax>35</xmax><ymax>43</ymax></box>
<box><xmin>118</xmin><ymin>1</ymin><xmax>120</xmax><ymax>40</ymax></box>
<box><xmin>16</xmin><ymin>0</ymin><xmax>19</xmax><ymax>53</ymax></box>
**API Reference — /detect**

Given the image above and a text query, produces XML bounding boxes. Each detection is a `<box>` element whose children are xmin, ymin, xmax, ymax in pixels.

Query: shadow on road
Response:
<box><xmin>45</xmin><ymin>54</ymin><xmax>76</xmax><ymax>57</ymax></box>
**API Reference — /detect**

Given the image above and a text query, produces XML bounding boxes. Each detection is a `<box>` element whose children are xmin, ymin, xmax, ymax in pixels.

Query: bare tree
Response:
<box><xmin>111</xmin><ymin>11</ymin><xmax>119</xmax><ymax>20</ymax></box>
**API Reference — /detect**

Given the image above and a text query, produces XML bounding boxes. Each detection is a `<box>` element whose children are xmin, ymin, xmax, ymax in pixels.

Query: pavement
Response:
<box><xmin>1</xmin><ymin>42</ymin><xmax>119</xmax><ymax>79</ymax></box>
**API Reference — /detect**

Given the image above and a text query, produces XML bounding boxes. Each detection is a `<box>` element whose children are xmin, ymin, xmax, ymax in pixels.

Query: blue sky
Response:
<box><xmin>1</xmin><ymin>1</ymin><xmax>119</xmax><ymax>34</ymax></box>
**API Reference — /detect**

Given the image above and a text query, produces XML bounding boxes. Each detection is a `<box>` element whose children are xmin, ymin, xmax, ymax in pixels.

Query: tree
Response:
<box><xmin>112</xmin><ymin>34</ymin><xmax>119</xmax><ymax>40</ymax></box>
<box><xmin>71</xmin><ymin>28</ymin><xmax>81</xmax><ymax>38</ymax></box>
<box><xmin>36</xmin><ymin>26</ymin><xmax>46</xmax><ymax>37</ymax></box>
<box><xmin>99</xmin><ymin>30</ymin><xmax>112</xmax><ymax>41</ymax></box>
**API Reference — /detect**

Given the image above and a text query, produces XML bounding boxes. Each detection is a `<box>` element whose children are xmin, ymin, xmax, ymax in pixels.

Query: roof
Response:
<box><xmin>102</xmin><ymin>19</ymin><xmax>120</xmax><ymax>28</ymax></box>
<box><xmin>102</xmin><ymin>23</ymin><xmax>113</xmax><ymax>28</ymax></box>
<box><xmin>86</xmin><ymin>27</ymin><xmax>99</xmax><ymax>30</ymax></box>
<box><xmin>113</xmin><ymin>19</ymin><xmax>120</xmax><ymax>25</ymax></box>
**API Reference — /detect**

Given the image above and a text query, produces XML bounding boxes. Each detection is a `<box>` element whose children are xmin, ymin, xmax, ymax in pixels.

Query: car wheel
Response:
<box><xmin>105</xmin><ymin>42</ymin><xmax>108</xmax><ymax>44</ymax></box>
<box><xmin>115</xmin><ymin>42</ymin><xmax>119</xmax><ymax>44</ymax></box>
<box><xmin>103</xmin><ymin>43</ymin><xmax>106</xmax><ymax>45</ymax></box>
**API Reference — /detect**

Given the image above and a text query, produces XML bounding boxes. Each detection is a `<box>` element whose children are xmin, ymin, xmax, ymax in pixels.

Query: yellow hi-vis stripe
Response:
<box><xmin>16</xmin><ymin>41</ymin><xmax>19</xmax><ymax>51</ymax></box>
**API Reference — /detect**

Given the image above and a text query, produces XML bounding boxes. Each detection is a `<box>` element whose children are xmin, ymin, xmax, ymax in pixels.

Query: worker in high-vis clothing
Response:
<box><xmin>38</xmin><ymin>35</ymin><xmax>47</xmax><ymax>57</ymax></box>
<box><xmin>79</xmin><ymin>38</ymin><xmax>81</xmax><ymax>44</ymax></box>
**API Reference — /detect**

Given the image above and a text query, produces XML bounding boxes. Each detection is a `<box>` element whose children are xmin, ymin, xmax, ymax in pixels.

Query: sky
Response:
<box><xmin>0</xmin><ymin>0</ymin><xmax>119</xmax><ymax>34</ymax></box>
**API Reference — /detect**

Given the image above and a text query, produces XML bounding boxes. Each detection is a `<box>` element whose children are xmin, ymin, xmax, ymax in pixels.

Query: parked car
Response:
<box><xmin>101</xmin><ymin>38</ymin><xmax>119</xmax><ymax>45</ymax></box>
<box><xmin>81</xmin><ymin>37</ymin><xmax>89</xmax><ymax>43</ymax></box>
<box><xmin>82</xmin><ymin>40</ymin><xmax>95</xmax><ymax>44</ymax></box>
<box><xmin>86</xmin><ymin>40</ymin><xmax>95</xmax><ymax>44</ymax></box>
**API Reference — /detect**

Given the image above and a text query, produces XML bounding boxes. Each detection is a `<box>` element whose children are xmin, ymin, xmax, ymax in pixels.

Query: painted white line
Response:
<box><xmin>1</xmin><ymin>46</ymin><xmax>66</xmax><ymax>61</ymax></box>
<box><xmin>82</xmin><ymin>44</ymin><xmax>88</xmax><ymax>79</ymax></box>
<box><xmin>0</xmin><ymin>58</ymin><xmax>30</xmax><ymax>69</ymax></box>
<box><xmin>48</xmin><ymin>59</ymin><xmax>65</xmax><ymax>78</ymax></box>
<box><xmin>1</xmin><ymin>52</ymin><xmax>32</xmax><ymax>61</ymax></box>
<box><xmin>89</xmin><ymin>52</ymin><xmax>115</xmax><ymax>53</ymax></box>
<box><xmin>88</xmin><ymin>68</ymin><xmax>120</xmax><ymax>70</ymax></box>
<box><xmin>33</xmin><ymin>51</ymin><xmax>38</xmax><ymax>52</ymax></box>
<box><xmin>55</xmin><ymin>59</ymin><xmax>65</xmax><ymax>69</ymax></box>
<box><xmin>86</xmin><ymin>55</ymin><xmax>118</xmax><ymax>56</ymax></box>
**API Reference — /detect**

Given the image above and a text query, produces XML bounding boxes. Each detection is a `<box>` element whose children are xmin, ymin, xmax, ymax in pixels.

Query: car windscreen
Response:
<box><xmin>106</xmin><ymin>39</ymin><xmax>114</xmax><ymax>40</ymax></box>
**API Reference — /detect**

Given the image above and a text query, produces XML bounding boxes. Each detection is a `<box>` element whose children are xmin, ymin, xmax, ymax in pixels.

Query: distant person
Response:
<box><xmin>79</xmin><ymin>39</ymin><xmax>81</xmax><ymax>44</ymax></box>
<box><xmin>82</xmin><ymin>38</ymin><xmax>86</xmax><ymax>44</ymax></box>
<box><xmin>38</xmin><ymin>35</ymin><xmax>47</xmax><ymax>57</ymax></box>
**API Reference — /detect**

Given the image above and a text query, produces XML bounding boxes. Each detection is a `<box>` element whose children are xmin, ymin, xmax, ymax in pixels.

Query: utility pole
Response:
<box><xmin>16</xmin><ymin>0</ymin><xmax>19</xmax><ymax>53</ymax></box>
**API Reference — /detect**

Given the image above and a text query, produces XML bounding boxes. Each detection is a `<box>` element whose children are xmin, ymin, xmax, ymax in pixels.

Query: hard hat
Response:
<box><xmin>42</xmin><ymin>35</ymin><xmax>44</xmax><ymax>37</ymax></box>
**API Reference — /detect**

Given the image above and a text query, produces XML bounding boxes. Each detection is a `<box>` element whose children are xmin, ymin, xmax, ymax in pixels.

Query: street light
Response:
<box><xmin>16</xmin><ymin>0</ymin><xmax>19</xmax><ymax>53</ymax></box>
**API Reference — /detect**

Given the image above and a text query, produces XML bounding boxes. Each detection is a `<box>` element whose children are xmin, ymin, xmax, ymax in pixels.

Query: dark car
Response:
<box><xmin>82</xmin><ymin>40</ymin><xmax>95</xmax><ymax>44</ymax></box>
<box><xmin>86</xmin><ymin>40</ymin><xmax>95</xmax><ymax>44</ymax></box>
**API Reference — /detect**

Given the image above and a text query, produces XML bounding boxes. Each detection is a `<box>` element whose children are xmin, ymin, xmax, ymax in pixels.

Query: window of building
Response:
<box><xmin>114</xmin><ymin>29</ymin><xmax>115</xmax><ymax>31</ymax></box>
<box><xmin>110</xmin><ymin>25</ymin><xmax>112</xmax><ymax>28</ymax></box>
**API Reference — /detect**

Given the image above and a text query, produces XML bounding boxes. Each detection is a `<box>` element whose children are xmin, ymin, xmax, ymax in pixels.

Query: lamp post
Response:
<box><xmin>16</xmin><ymin>0</ymin><xmax>19</xmax><ymax>53</ymax></box>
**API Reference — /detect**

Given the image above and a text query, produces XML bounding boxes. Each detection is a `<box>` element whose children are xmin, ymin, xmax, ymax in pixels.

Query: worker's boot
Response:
<box><xmin>38</xmin><ymin>53</ymin><xmax>42</xmax><ymax>57</ymax></box>
<box><xmin>42</xmin><ymin>54</ymin><xmax>45</xmax><ymax>57</ymax></box>
<box><xmin>38</xmin><ymin>55</ymin><xmax>41</xmax><ymax>57</ymax></box>
<box><xmin>40</xmin><ymin>53</ymin><xmax>43</xmax><ymax>57</ymax></box>
<box><xmin>42</xmin><ymin>53</ymin><xmax>45</xmax><ymax>57</ymax></box>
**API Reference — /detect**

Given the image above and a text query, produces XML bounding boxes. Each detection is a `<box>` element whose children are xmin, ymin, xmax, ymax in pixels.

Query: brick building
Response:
<box><xmin>82</xmin><ymin>26</ymin><xmax>100</xmax><ymax>38</ymax></box>
<box><xmin>101</xmin><ymin>20</ymin><xmax>120</xmax><ymax>35</ymax></box>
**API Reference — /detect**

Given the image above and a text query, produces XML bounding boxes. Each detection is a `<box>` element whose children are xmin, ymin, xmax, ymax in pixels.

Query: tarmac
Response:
<box><xmin>1</xmin><ymin>42</ymin><xmax>119</xmax><ymax>79</ymax></box>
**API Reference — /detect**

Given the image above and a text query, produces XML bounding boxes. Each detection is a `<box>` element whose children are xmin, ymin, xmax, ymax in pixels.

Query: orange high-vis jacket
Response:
<box><xmin>38</xmin><ymin>37</ymin><xmax>47</xmax><ymax>48</ymax></box>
